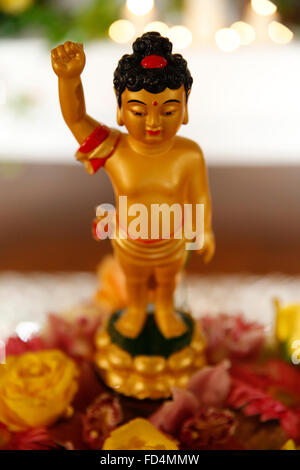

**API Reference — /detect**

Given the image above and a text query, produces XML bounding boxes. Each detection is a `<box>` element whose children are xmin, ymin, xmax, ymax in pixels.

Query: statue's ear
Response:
<box><xmin>183</xmin><ymin>105</ymin><xmax>189</xmax><ymax>125</ymax></box>
<box><xmin>117</xmin><ymin>106</ymin><xmax>124</xmax><ymax>126</ymax></box>
<box><xmin>183</xmin><ymin>90</ymin><xmax>190</xmax><ymax>125</ymax></box>
<box><xmin>115</xmin><ymin>88</ymin><xmax>124</xmax><ymax>126</ymax></box>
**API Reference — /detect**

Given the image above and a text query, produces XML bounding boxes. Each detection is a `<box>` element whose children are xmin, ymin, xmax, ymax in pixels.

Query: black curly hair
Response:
<box><xmin>113</xmin><ymin>32</ymin><xmax>193</xmax><ymax>107</ymax></box>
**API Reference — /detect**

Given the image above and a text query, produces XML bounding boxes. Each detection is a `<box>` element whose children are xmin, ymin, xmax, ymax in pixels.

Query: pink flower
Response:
<box><xmin>44</xmin><ymin>311</ymin><xmax>102</xmax><ymax>359</ymax></box>
<box><xmin>150</xmin><ymin>361</ymin><xmax>231</xmax><ymax>436</ymax></box>
<box><xmin>82</xmin><ymin>393</ymin><xmax>123</xmax><ymax>449</ymax></box>
<box><xmin>5</xmin><ymin>336</ymin><xmax>45</xmax><ymax>356</ymax></box>
<box><xmin>201</xmin><ymin>314</ymin><xmax>265</xmax><ymax>364</ymax></box>
<box><xmin>188</xmin><ymin>360</ymin><xmax>231</xmax><ymax>408</ymax></box>
<box><xmin>150</xmin><ymin>388</ymin><xmax>198</xmax><ymax>435</ymax></box>
<box><xmin>180</xmin><ymin>408</ymin><xmax>236</xmax><ymax>449</ymax></box>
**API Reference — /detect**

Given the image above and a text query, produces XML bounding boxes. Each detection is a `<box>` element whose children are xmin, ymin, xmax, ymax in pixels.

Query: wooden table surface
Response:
<box><xmin>1</xmin><ymin>163</ymin><xmax>300</xmax><ymax>274</ymax></box>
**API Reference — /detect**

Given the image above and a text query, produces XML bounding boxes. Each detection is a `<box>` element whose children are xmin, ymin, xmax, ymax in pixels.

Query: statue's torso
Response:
<box><xmin>104</xmin><ymin>134</ymin><xmax>201</xmax><ymax>240</ymax></box>
<box><xmin>106</xmin><ymin>134</ymin><xmax>198</xmax><ymax>205</ymax></box>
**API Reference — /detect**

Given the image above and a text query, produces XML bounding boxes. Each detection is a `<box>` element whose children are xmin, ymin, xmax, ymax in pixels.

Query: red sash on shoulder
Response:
<box><xmin>75</xmin><ymin>125</ymin><xmax>121</xmax><ymax>174</ymax></box>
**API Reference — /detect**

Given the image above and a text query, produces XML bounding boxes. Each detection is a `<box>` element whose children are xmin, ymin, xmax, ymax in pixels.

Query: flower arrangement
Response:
<box><xmin>0</xmin><ymin>255</ymin><xmax>300</xmax><ymax>451</ymax></box>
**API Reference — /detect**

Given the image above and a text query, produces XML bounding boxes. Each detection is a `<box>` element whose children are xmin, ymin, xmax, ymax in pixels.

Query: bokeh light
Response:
<box><xmin>108</xmin><ymin>19</ymin><xmax>135</xmax><ymax>44</ymax></box>
<box><xmin>126</xmin><ymin>0</ymin><xmax>154</xmax><ymax>17</ymax></box>
<box><xmin>144</xmin><ymin>21</ymin><xmax>169</xmax><ymax>37</ymax></box>
<box><xmin>251</xmin><ymin>0</ymin><xmax>277</xmax><ymax>17</ymax></box>
<box><xmin>168</xmin><ymin>26</ymin><xmax>192</xmax><ymax>50</ymax></box>
<box><xmin>0</xmin><ymin>0</ymin><xmax>33</xmax><ymax>14</ymax></box>
<box><xmin>231</xmin><ymin>21</ymin><xmax>256</xmax><ymax>46</ymax></box>
<box><xmin>215</xmin><ymin>28</ymin><xmax>240</xmax><ymax>52</ymax></box>
<box><xmin>268</xmin><ymin>21</ymin><xmax>294</xmax><ymax>44</ymax></box>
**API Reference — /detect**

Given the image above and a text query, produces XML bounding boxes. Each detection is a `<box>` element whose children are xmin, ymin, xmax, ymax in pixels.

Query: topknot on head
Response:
<box><xmin>113</xmin><ymin>32</ymin><xmax>193</xmax><ymax>107</ymax></box>
<box><xmin>132</xmin><ymin>32</ymin><xmax>173</xmax><ymax>59</ymax></box>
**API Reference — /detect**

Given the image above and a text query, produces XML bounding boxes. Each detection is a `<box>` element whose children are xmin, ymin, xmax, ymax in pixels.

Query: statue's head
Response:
<box><xmin>114</xmin><ymin>32</ymin><xmax>193</xmax><ymax>145</ymax></box>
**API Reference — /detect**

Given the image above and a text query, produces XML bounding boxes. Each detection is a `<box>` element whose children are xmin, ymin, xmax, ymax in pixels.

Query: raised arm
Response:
<box><xmin>51</xmin><ymin>41</ymin><xmax>99</xmax><ymax>144</ymax></box>
<box><xmin>187</xmin><ymin>148</ymin><xmax>215</xmax><ymax>263</ymax></box>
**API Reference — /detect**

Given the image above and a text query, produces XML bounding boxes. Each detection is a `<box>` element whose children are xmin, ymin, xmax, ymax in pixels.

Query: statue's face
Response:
<box><xmin>118</xmin><ymin>85</ymin><xmax>188</xmax><ymax>145</ymax></box>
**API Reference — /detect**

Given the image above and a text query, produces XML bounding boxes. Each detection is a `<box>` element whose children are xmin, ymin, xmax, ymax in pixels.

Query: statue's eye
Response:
<box><xmin>163</xmin><ymin>111</ymin><xmax>174</xmax><ymax>116</ymax></box>
<box><xmin>132</xmin><ymin>111</ymin><xmax>146</xmax><ymax>117</ymax></box>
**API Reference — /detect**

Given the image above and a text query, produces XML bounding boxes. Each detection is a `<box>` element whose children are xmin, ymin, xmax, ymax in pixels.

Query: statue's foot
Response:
<box><xmin>155</xmin><ymin>309</ymin><xmax>187</xmax><ymax>339</ymax></box>
<box><xmin>115</xmin><ymin>308</ymin><xmax>147</xmax><ymax>338</ymax></box>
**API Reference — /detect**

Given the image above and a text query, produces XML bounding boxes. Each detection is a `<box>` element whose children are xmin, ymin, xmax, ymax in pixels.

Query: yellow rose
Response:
<box><xmin>0</xmin><ymin>350</ymin><xmax>79</xmax><ymax>432</ymax></box>
<box><xmin>281</xmin><ymin>439</ymin><xmax>296</xmax><ymax>450</ymax></box>
<box><xmin>103</xmin><ymin>418</ymin><xmax>178</xmax><ymax>450</ymax></box>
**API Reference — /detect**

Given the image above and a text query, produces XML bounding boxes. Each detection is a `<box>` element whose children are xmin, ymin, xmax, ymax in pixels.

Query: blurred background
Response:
<box><xmin>0</xmin><ymin>0</ymin><xmax>300</xmax><ymax>337</ymax></box>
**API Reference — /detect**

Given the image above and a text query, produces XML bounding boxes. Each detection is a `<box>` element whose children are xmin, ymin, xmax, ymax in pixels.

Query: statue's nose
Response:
<box><xmin>146</xmin><ymin>110</ymin><xmax>161</xmax><ymax>130</ymax></box>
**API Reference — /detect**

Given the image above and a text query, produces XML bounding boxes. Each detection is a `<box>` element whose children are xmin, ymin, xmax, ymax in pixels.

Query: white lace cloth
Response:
<box><xmin>1</xmin><ymin>272</ymin><xmax>300</xmax><ymax>341</ymax></box>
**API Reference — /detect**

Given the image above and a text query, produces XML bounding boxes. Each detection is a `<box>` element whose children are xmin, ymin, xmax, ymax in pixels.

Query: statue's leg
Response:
<box><xmin>154</xmin><ymin>256</ymin><xmax>187</xmax><ymax>339</ymax></box>
<box><xmin>115</xmin><ymin>254</ymin><xmax>152</xmax><ymax>338</ymax></box>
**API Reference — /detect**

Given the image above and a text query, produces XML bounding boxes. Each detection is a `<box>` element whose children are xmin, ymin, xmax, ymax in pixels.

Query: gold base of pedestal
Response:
<box><xmin>94</xmin><ymin>322</ymin><xmax>206</xmax><ymax>400</ymax></box>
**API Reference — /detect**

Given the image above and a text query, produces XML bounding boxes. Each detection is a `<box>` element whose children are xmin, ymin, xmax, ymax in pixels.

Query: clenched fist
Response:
<box><xmin>51</xmin><ymin>41</ymin><xmax>86</xmax><ymax>78</ymax></box>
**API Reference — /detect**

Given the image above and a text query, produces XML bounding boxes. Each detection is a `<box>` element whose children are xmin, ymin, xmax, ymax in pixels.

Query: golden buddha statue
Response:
<box><xmin>51</xmin><ymin>33</ymin><xmax>215</xmax><ymax>399</ymax></box>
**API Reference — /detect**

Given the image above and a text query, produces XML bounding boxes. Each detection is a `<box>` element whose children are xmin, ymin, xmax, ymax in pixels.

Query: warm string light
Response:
<box><xmin>268</xmin><ymin>21</ymin><xmax>294</xmax><ymax>44</ymax></box>
<box><xmin>251</xmin><ymin>0</ymin><xmax>277</xmax><ymax>17</ymax></box>
<box><xmin>144</xmin><ymin>23</ymin><xmax>192</xmax><ymax>50</ymax></box>
<box><xmin>215</xmin><ymin>28</ymin><xmax>240</xmax><ymax>52</ymax></box>
<box><xmin>250</xmin><ymin>0</ymin><xmax>294</xmax><ymax>45</ymax></box>
<box><xmin>110</xmin><ymin>0</ymin><xmax>293</xmax><ymax>49</ymax></box>
<box><xmin>168</xmin><ymin>26</ymin><xmax>193</xmax><ymax>50</ymax></box>
<box><xmin>231</xmin><ymin>21</ymin><xmax>256</xmax><ymax>46</ymax></box>
<box><xmin>215</xmin><ymin>0</ymin><xmax>294</xmax><ymax>50</ymax></box>
<box><xmin>109</xmin><ymin>17</ymin><xmax>192</xmax><ymax>50</ymax></box>
<box><xmin>126</xmin><ymin>0</ymin><xmax>154</xmax><ymax>17</ymax></box>
<box><xmin>109</xmin><ymin>19</ymin><xmax>135</xmax><ymax>44</ymax></box>
<box><xmin>144</xmin><ymin>21</ymin><xmax>169</xmax><ymax>37</ymax></box>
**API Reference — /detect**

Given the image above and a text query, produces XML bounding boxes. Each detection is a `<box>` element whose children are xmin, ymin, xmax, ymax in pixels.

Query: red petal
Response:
<box><xmin>5</xmin><ymin>336</ymin><xmax>45</xmax><ymax>356</ymax></box>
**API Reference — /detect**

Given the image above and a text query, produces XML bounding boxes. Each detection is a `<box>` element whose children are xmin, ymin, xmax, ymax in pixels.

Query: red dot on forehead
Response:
<box><xmin>153</xmin><ymin>101</ymin><xmax>158</xmax><ymax>106</ymax></box>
